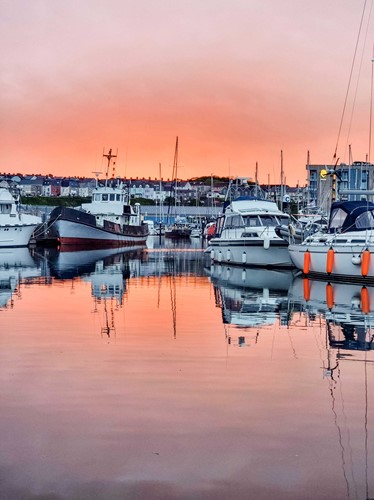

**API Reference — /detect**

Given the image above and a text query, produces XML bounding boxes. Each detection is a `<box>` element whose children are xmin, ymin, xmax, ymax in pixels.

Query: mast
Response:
<box><xmin>167</xmin><ymin>137</ymin><xmax>179</xmax><ymax>224</ymax></box>
<box><xmin>159</xmin><ymin>163</ymin><xmax>163</xmax><ymax>223</ymax></box>
<box><xmin>103</xmin><ymin>148</ymin><xmax>117</xmax><ymax>187</ymax></box>
<box><xmin>280</xmin><ymin>150</ymin><xmax>284</xmax><ymax>211</ymax></box>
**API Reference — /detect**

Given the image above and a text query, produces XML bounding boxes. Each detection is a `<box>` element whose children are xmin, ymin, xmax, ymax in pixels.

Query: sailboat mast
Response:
<box><xmin>280</xmin><ymin>150</ymin><xmax>284</xmax><ymax>211</ymax></box>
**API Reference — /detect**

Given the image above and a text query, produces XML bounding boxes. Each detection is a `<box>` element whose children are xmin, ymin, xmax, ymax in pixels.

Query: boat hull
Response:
<box><xmin>54</xmin><ymin>219</ymin><xmax>148</xmax><ymax>249</ymax></box>
<box><xmin>0</xmin><ymin>223</ymin><xmax>40</xmax><ymax>248</ymax></box>
<box><xmin>289</xmin><ymin>243</ymin><xmax>374</xmax><ymax>282</ymax></box>
<box><xmin>207</xmin><ymin>238</ymin><xmax>293</xmax><ymax>267</ymax></box>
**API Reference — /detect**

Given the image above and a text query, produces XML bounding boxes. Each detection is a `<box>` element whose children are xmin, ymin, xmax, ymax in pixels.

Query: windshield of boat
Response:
<box><xmin>329</xmin><ymin>207</ymin><xmax>347</xmax><ymax>230</ymax></box>
<box><xmin>355</xmin><ymin>210</ymin><xmax>374</xmax><ymax>230</ymax></box>
<box><xmin>242</xmin><ymin>215</ymin><xmax>287</xmax><ymax>227</ymax></box>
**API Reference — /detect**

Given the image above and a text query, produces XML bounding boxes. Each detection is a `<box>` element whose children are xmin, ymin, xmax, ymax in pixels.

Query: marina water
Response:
<box><xmin>1</xmin><ymin>236</ymin><xmax>373</xmax><ymax>499</ymax></box>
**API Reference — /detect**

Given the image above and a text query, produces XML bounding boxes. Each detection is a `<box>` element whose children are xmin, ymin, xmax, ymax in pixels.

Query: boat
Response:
<box><xmin>44</xmin><ymin>149</ymin><xmax>149</xmax><ymax>249</ymax></box>
<box><xmin>288</xmin><ymin>200</ymin><xmax>374</xmax><ymax>282</ymax></box>
<box><xmin>0</xmin><ymin>184</ymin><xmax>42</xmax><ymax>247</ymax></box>
<box><xmin>164</xmin><ymin>217</ymin><xmax>192</xmax><ymax>239</ymax></box>
<box><xmin>164</xmin><ymin>137</ymin><xmax>192</xmax><ymax>240</ymax></box>
<box><xmin>206</xmin><ymin>196</ymin><xmax>292</xmax><ymax>267</ymax></box>
<box><xmin>275</xmin><ymin>214</ymin><xmax>328</xmax><ymax>244</ymax></box>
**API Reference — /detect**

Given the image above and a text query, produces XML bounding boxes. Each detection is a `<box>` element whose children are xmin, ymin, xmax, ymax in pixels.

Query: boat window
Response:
<box><xmin>259</xmin><ymin>215</ymin><xmax>278</xmax><ymax>226</ymax></box>
<box><xmin>102</xmin><ymin>194</ymin><xmax>108</xmax><ymax>201</ymax></box>
<box><xmin>116</xmin><ymin>194</ymin><xmax>121</xmax><ymax>201</ymax></box>
<box><xmin>277</xmin><ymin>216</ymin><xmax>289</xmax><ymax>225</ymax></box>
<box><xmin>355</xmin><ymin>211</ymin><xmax>374</xmax><ymax>230</ymax></box>
<box><xmin>243</xmin><ymin>216</ymin><xmax>261</xmax><ymax>227</ymax></box>
<box><xmin>215</xmin><ymin>217</ymin><xmax>224</xmax><ymax>234</ymax></box>
<box><xmin>225</xmin><ymin>215</ymin><xmax>243</xmax><ymax>228</ymax></box>
<box><xmin>109</xmin><ymin>194</ymin><xmax>115</xmax><ymax>201</ymax></box>
<box><xmin>0</xmin><ymin>204</ymin><xmax>11</xmax><ymax>214</ymax></box>
<box><xmin>329</xmin><ymin>207</ymin><xmax>347</xmax><ymax>229</ymax></box>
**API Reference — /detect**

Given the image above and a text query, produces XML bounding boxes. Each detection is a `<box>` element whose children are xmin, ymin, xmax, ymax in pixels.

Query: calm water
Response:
<box><xmin>0</xmin><ymin>237</ymin><xmax>373</xmax><ymax>500</ymax></box>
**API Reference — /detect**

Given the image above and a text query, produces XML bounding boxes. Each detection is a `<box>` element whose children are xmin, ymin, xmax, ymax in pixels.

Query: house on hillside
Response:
<box><xmin>42</xmin><ymin>178</ymin><xmax>62</xmax><ymax>197</ymax></box>
<box><xmin>19</xmin><ymin>176</ymin><xmax>44</xmax><ymax>196</ymax></box>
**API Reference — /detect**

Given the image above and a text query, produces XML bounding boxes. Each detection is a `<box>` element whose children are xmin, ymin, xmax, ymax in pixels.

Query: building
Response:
<box><xmin>307</xmin><ymin>161</ymin><xmax>374</xmax><ymax>214</ymax></box>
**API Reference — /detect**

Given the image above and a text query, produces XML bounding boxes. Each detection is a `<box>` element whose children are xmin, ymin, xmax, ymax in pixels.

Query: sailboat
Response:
<box><xmin>164</xmin><ymin>137</ymin><xmax>192</xmax><ymax>239</ymax></box>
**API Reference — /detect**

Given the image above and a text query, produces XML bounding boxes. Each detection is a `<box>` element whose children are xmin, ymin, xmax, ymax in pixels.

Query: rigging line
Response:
<box><xmin>369</xmin><ymin>43</ymin><xmax>374</xmax><ymax>162</ymax></box>
<box><xmin>329</xmin><ymin>365</ymin><xmax>352</xmax><ymax>499</ymax></box>
<box><xmin>338</xmin><ymin>358</ymin><xmax>359</xmax><ymax>500</ymax></box>
<box><xmin>333</xmin><ymin>0</ymin><xmax>369</xmax><ymax>161</ymax></box>
<box><xmin>343</xmin><ymin>0</ymin><xmax>374</xmax><ymax>162</ymax></box>
<box><xmin>364</xmin><ymin>349</ymin><xmax>369</xmax><ymax>500</ymax></box>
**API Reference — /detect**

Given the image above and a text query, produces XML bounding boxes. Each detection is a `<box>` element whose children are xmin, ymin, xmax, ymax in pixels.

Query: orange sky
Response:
<box><xmin>1</xmin><ymin>1</ymin><xmax>373</xmax><ymax>185</ymax></box>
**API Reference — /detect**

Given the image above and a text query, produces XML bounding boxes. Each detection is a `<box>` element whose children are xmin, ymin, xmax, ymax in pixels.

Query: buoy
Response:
<box><xmin>227</xmin><ymin>249</ymin><xmax>231</xmax><ymax>262</ymax></box>
<box><xmin>303</xmin><ymin>250</ymin><xmax>311</xmax><ymax>274</ymax></box>
<box><xmin>242</xmin><ymin>251</ymin><xmax>247</xmax><ymax>264</ymax></box>
<box><xmin>361</xmin><ymin>286</ymin><xmax>370</xmax><ymax>314</ymax></box>
<box><xmin>361</xmin><ymin>249</ymin><xmax>370</xmax><ymax>277</ymax></box>
<box><xmin>326</xmin><ymin>248</ymin><xmax>334</xmax><ymax>274</ymax></box>
<box><xmin>326</xmin><ymin>283</ymin><xmax>334</xmax><ymax>309</ymax></box>
<box><xmin>303</xmin><ymin>278</ymin><xmax>310</xmax><ymax>301</ymax></box>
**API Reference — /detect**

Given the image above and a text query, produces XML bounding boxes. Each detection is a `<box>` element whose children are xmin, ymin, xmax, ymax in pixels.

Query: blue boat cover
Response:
<box><xmin>328</xmin><ymin>200</ymin><xmax>374</xmax><ymax>233</ymax></box>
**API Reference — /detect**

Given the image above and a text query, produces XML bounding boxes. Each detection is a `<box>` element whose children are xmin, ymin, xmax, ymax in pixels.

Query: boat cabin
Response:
<box><xmin>327</xmin><ymin>200</ymin><xmax>374</xmax><ymax>233</ymax></box>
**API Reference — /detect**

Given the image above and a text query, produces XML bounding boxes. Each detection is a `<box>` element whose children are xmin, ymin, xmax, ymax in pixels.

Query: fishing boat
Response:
<box><xmin>206</xmin><ymin>196</ymin><xmax>292</xmax><ymax>267</ymax></box>
<box><xmin>288</xmin><ymin>200</ymin><xmax>374</xmax><ymax>282</ymax></box>
<box><xmin>0</xmin><ymin>185</ymin><xmax>42</xmax><ymax>248</ymax></box>
<box><xmin>44</xmin><ymin>149</ymin><xmax>149</xmax><ymax>249</ymax></box>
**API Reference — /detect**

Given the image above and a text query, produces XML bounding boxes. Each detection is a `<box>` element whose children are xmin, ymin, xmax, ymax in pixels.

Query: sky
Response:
<box><xmin>1</xmin><ymin>0</ymin><xmax>373</xmax><ymax>185</ymax></box>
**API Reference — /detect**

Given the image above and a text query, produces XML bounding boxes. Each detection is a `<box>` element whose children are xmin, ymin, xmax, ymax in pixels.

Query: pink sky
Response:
<box><xmin>1</xmin><ymin>0</ymin><xmax>373</xmax><ymax>185</ymax></box>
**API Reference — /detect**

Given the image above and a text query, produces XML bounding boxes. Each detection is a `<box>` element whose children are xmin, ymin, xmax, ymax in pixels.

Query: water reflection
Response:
<box><xmin>1</xmin><ymin>245</ymin><xmax>374</xmax><ymax>499</ymax></box>
<box><xmin>289</xmin><ymin>277</ymin><xmax>374</xmax><ymax>352</ymax></box>
<box><xmin>206</xmin><ymin>264</ymin><xmax>294</xmax><ymax>348</ymax></box>
<box><xmin>0</xmin><ymin>247</ymin><xmax>42</xmax><ymax>309</ymax></box>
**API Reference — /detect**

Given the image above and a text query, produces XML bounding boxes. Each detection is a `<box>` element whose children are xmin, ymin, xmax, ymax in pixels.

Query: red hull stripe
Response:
<box><xmin>58</xmin><ymin>237</ymin><xmax>147</xmax><ymax>250</ymax></box>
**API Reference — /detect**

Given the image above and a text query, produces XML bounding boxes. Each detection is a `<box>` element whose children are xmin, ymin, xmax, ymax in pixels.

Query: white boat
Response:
<box><xmin>0</xmin><ymin>186</ymin><xmax>42</xmax><ymax>247</ymax></box>
<box><xmin>288</xmin><ymin>200</ymin><xmax>374</xmax><ymax>282</ymax></box>
<box><xmin>206</xmin><ymin>196</ymin><xmax>292</xmax><ymax>267</ymax></box>
<box><xmin>275</xmin><ymin>214</ymin><xmax>328</xmax><ymax>244</ymax></box>
<box><xmin>45</xmin><ymin>150</ymin><xmax>149</xmax><ymax>249</ymax></box>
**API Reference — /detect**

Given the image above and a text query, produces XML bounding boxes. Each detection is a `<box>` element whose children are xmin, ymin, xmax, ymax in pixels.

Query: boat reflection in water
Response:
<box><xmin>289</xmin><ymin>276</ymin><xmax>374</xmax><ymax>352</ymax></box>
<box><xmin>45</xmin><ymin>246</ymin><xmax>146</xmax><ymax>338</ymax></box>
<box><xmin>206</xmin><ymin>263</ymin><xmax>294</xmax><ymax>347</ymax></box>
<box><xmin>289</xmin><ymin>276</ymin><xmax>374</xmax><ymax>498</ymax></box>
<box><xmin>0</xmin><ymin>247</ymin><xmax>43</xmax><ymax>309</ymax></box>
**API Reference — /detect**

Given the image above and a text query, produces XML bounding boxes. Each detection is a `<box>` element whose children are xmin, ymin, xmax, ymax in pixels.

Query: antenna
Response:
<box><xmin>92</xmin><ymin>171</ymin><xmax>103</xmax><ymax>188</ymax></box>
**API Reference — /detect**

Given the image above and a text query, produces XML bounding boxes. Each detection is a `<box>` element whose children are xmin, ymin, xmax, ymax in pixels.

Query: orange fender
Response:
<box><xmin>326</xmin><ymin>248</ymin><xmax>334</xmax><ymax>274</ymax></box>
<box><xmin>361</xmin><ymin>249</ymin><xmax>370</xmax><ymax>277</ymax></box>
<box><xmin>303</xmin><ymin>250</ymin><xmax>311</xmax><ymax>274</ymax></box>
